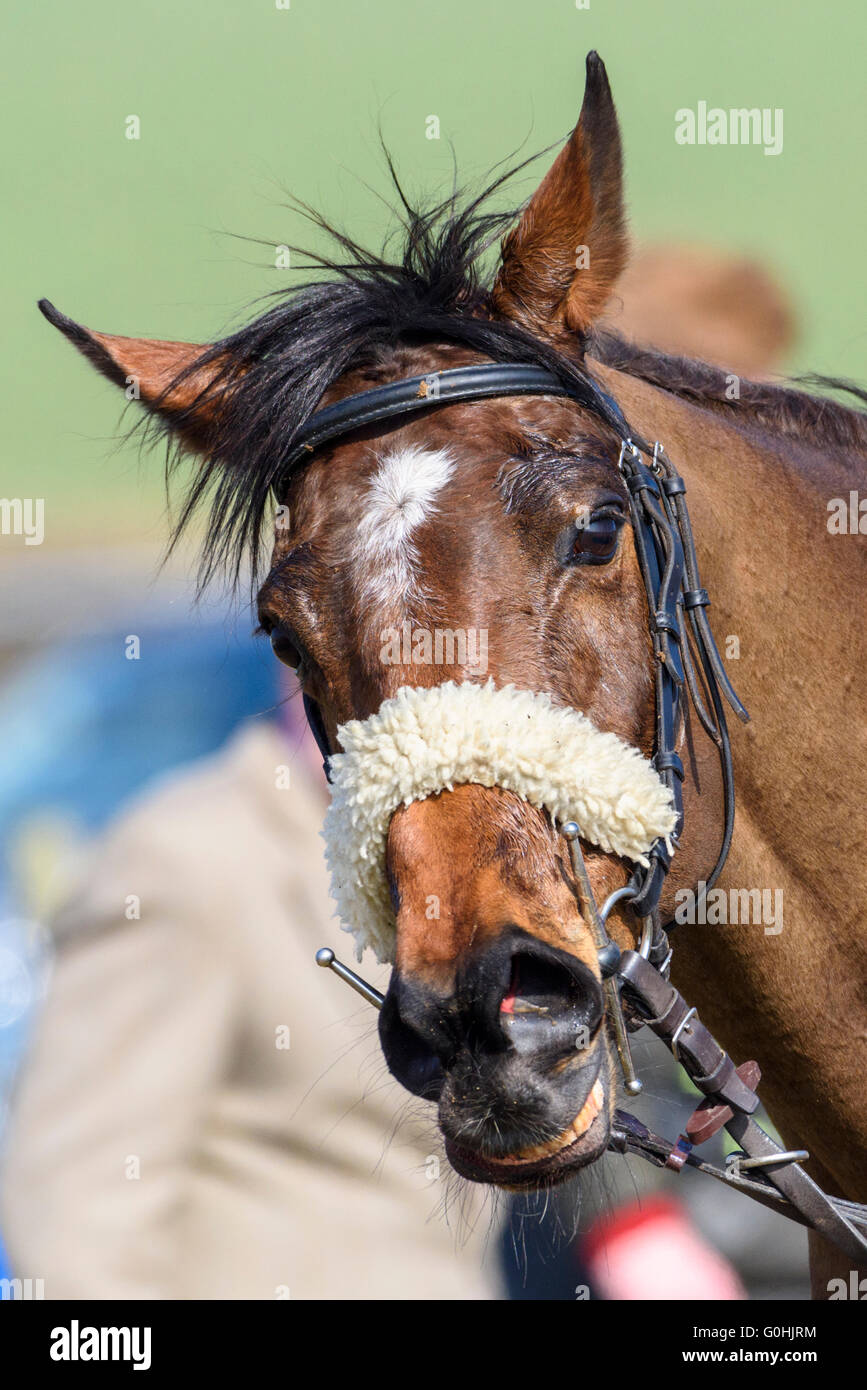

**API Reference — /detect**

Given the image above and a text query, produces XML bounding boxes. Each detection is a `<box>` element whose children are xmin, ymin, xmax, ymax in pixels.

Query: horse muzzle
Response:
<box><xmin>378</xmin><ymin>930</ymin><xmax>613</xmax><ymax>1186</ymax></box>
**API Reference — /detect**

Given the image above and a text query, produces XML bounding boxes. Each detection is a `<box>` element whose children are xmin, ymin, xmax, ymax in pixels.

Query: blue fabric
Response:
<box><xmin>0</xmin><ymin>623</ymin><xmax>278</xmax><ymax>870</ymax></box>
<box><xmin>0</xmin><ymin>618</ymin><xmax>280</xmax><ymax>1130</ymax></box>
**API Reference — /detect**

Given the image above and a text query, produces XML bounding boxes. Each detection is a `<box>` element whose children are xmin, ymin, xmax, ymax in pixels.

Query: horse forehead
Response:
<box><xmin>348</xmin><ymin>443</ymin><xmax>466</xmax><ymax>618</ymax></box>
<box><xmin>359</xmin><ymin>443</ymin><xmax>458</xmax><ymax>543</ymax></box>
<box><xmin>275</xmin><ymin>389</ymin><xmax>619</xmax><ymax>590</ymax></box>
<box><xmin>291</xmin><ymin>387</ymin><xmax>609</xmax><ymax>517</ymax></box>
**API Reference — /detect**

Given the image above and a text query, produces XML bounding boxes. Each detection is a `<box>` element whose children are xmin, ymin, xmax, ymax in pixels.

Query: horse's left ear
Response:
<box><xmin>491</xmin><ymin>51</ymin><xmax>627</xmax><ymax>340</ymax></box>
<box><xmin>38</xmin><ymin>298</ymin><xmax>225</xmax><ymax>453</ymax></box>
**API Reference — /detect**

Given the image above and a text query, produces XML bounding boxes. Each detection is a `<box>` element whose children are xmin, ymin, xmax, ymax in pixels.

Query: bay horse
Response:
<box><xmin>39</xmin><ymin>53</ymin><xmax>867</xmax><ymax>1298</ymax></box>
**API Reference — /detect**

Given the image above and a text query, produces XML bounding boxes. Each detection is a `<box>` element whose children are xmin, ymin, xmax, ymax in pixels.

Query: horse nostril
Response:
<box><xmin>378</xmin><ymin>990</ymin><xmax>448</xmax><ymax>1100</ymax></box>
<box><xmin>498</xmin><ymin>949</ymin><xmax>603</xmax><ymax>1056</ymax></box>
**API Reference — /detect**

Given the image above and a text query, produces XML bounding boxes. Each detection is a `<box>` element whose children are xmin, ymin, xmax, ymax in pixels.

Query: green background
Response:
<box><xmin>4</xmin><ymin>0</ymin><xmax>865</xmax><ymax>542</ymax></box>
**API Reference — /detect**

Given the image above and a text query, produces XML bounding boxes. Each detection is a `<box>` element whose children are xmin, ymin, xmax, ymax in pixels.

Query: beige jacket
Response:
<box><xmin>0</xmin><ymin>723</ymin><xmax>499</xmax><ymax>1299</ymax></box>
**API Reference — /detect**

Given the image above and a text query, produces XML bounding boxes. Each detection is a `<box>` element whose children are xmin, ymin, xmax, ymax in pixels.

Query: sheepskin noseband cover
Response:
<box><xmin>323</xmin><ymin>679</ymin><xmax>677</xmax><ymax>963</ymax></box>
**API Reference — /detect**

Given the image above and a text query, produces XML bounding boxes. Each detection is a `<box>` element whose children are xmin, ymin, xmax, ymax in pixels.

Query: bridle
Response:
<box><xmin>277</xmin><ymin>359</ymin><xmax>867</xmax><ymax>1262</ymax></box>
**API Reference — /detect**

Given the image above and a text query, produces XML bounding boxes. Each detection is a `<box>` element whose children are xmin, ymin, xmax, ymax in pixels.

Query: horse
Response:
<box><xmin>39</xmin><ymin>52</ymin><xmax>867</xmax><ymax>1298</ymax></box>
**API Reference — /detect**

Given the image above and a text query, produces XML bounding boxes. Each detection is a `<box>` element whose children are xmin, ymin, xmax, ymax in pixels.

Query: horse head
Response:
<box><xmin>38</xmin><ymin>54</ymin><xmax>733</xmax><ymax>1189</ymax></box>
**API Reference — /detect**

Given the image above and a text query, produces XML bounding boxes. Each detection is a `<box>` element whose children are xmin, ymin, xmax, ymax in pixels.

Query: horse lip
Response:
<box><xmin>445</xmin><ymin>1106</ymin><xmax>609</xmax><ymax>1187</ymax></box>
<box><xmin>443</xmin><ymin>1074</ymin><xmax>609</xmax><ymax>1187</ymax></box>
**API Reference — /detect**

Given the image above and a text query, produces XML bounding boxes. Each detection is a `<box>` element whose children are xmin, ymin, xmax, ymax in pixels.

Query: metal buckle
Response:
<box><xmin>656</xmin><ymin>946</ymin><xmax>673</xmax><ymax>977</ymax></box>
<box><xmin>617</xmin><ymin>437</ymin><xmax>641</xmax><ymax>473</ymax></box>
<box><xmin>669</xmin><ymin>1006</ymin><xmax>698</xmax><ymax>1061</ymax></box>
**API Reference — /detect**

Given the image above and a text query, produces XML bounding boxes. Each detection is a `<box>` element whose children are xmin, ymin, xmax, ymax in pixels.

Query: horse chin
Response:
<box><xmin>443</xmin><ymin>1075</ymin><xmax>610</xmax><ymax>1189</ymax></box>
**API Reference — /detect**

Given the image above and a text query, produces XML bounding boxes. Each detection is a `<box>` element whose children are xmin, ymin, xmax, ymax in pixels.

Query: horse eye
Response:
<box><xmin>569</xmin><ymin>510</ymin><xmax>624</xmax><ymax>565</ymax></box>
<box><xmin>270</xmin><ymin>629</ymin><xmax>302</xmax><ymax>670</ymax></box>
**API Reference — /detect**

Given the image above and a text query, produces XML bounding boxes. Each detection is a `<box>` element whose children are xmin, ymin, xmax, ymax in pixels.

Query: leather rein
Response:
<box><xmin>277</xmin><ymin>360</ymin><xmax>867</xmax><ymax>1262</ymax></box>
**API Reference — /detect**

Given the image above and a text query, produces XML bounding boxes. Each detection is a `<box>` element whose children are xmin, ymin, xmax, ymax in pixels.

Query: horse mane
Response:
<box><xmin>153</xmin><ymin>148</ymin><xmax>867</xmax><ymax>591</ymax></box>
<box><xmin>589</xmin><ymin>328</ymin><xmax>867</xmax><ymax>453</ymax></box>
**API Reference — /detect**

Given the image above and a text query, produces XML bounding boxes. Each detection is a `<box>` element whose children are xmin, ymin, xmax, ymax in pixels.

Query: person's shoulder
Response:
<box><xmin>52</xmin><ymin>721</ymin><xmax>328</xmax><ymax>939</ymax></box>
<box><xmin>113</xmin><ymin>720</ymin><xmax>291</xmax><ymax>847</ymax></box>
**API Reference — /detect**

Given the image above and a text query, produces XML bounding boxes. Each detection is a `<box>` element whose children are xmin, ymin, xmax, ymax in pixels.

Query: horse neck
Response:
<box><xmin>593</xmin><ymin>360</ymin><xmax>867</xmax><ymax>1197</ymax></box>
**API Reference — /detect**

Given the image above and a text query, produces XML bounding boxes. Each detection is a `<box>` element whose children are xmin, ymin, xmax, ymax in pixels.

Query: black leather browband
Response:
<box><xmin>273</xmin><ymin>363</ymin><xmax>630</xmax><ymax>496</ymax></box>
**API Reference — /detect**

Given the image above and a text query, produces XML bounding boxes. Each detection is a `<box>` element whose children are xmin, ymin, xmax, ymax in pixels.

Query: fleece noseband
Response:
<box><xmin>323</xmin><ymin>680</ymin><xmax>677</xmax><ymax>964</ymax></box>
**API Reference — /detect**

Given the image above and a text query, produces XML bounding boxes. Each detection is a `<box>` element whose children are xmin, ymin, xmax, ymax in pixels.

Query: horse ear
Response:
<box><xmin>491</xmin><ymin>52</ymin><xmax>627</xmax><ymax>340</ymax></box>
<box><xmin>38</xmin><ymin>298</ymin><xmax>224</xmax><ymax>453</ymax></box>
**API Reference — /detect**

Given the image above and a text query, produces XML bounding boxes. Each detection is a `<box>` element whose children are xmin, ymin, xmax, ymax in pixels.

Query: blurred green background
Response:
<box><xmin>3</xmin><ymin>0</ymin><xmax>866</xmax><ymax>542</ymax></box>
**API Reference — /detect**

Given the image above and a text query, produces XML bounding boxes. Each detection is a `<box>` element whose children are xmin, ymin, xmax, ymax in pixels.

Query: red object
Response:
<box><xmin>685</xmin><ymin>1060</ymin><xmax>762</xmax><ymax>1145</ymax></box>
<box><xmin>583</xmin><ymin>1194</ymin><xmax>746</xmax><ymax>1301</ymax></box>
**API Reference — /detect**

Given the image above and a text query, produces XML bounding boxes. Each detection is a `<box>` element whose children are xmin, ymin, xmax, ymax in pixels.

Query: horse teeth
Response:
<box><xmin>507</xmin><ymin>1078</ymin><xmax>604</xmax><ymax>1163</ymax></box>
<box><xmin>571</xmin><ymin>1079</ymin><xmax>604</xmax><ymax>1139</ymax></box>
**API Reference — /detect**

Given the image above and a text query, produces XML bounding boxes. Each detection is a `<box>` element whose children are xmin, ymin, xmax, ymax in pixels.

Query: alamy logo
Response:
<box><xmin>0</xmin><ymin>1277</ymin><xmax>44</xmax><ymax>1300</ymax></box>
<box><xmin>0</xmin><ymin>498</ymin><xmax>44</xmax><ymax>546</ymax></box>
<box><xmin>674</xmin><ymin>882</ymin><xmax>783</xmax><ymax>935</ymax></box>
<box><xmin>828</xmin><ymin>1272</ymin><xmax>867</xmax><ymax>1300</ymax></box>
<box><xmin>50</xmin><ymin>1320</ymin><xmax>151</xmax><ymax>1371</ymax></box>
<box><xmin>380</xmin><ymin>623</ymin><xmax>488</xmax><ymax>674</ymax></box>
<box><xmin>675</xmin><ymin>103</ymin><xmax>783</xmax><ymax>156</ymax></box>
<box><xmin>827</xmin><ymin>492</ymin><xmax>867</xmax><ymax>534</ymax></box>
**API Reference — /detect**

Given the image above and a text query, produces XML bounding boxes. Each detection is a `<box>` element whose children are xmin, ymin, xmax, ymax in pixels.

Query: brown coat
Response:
<box><xmin>0</xmin><ymin>724</ymin><xmax>498</xmax><ymax>1299</ymax></box>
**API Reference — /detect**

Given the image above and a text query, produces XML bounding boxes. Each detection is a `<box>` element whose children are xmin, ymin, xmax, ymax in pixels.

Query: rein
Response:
<box><xmin>284</xmin><ymin>360</ymin><xmax>867</xmax><ymax>1262</ymax></box>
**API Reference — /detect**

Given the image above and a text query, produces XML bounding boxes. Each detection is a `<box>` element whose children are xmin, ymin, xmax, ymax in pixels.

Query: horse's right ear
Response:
<box><xmin>491</xmin><ymin>51</ymin><xmax>627</xmax><ymax>341</ymax></box>
<box><xmin>38</xmin><ymin>299</ymin><xmax>225</xmax><ymax>454</ymax></box>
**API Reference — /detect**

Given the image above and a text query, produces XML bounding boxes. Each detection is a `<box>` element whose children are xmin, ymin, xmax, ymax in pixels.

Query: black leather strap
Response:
<box><xmin>610</xmin><ymin>1110</ymin><xmax>867</xmax><ymax>1244</ymax></box>
<box><xmin>619</xmin><ymin>443</ymin><xmax>750</xmax><ymax>923</ymax></box>
<box><xmin>273</xmin><ymin>363</ymin><xmax>628</xmax><ymax>497</ymax></box>
<box><xmin>302</xmin><ymin>693</ymin><xmax>332</xmax><ymax>783</ymax></box>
